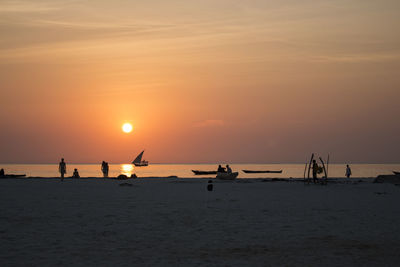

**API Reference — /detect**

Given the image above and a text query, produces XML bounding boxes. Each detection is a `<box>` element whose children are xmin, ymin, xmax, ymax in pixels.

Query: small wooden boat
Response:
<box><xmin>216</xmin><ymin>172</ymin><xmax>238</xmax><ymax>180</ymax></box>
<box><xmin>393</xmin><ymin>171</ymin><xmax>400</xmax><ymax>176</ymax></box>
<box><xmin>242</xmin><ymin>170</ymin><xmax>282</xmax><ymax>174</ymax></box>
<box><xmin>0</xmin><ymin>174</ymin><xmax>26</xmax><ymax>178</ymax></box>
<box><xmin>192</xmin><ymin>170</ymin><xmax>217</xmax><ymax>175</ymax></box>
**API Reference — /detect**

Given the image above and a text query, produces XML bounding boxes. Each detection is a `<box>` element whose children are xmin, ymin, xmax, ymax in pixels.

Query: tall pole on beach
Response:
<box><xmin>319</xmin><ymin>157</ymin><xmax>328</xmax><ymax>184</ymax></box>
<box><xmin>307</xmin><ymin>153</ymin><xmax>314</xmax><ymax>184</ymax></box>
<box><xmin>326</xmin><ymin>154</ymin><xmax>330</xmax><ymax>177</ymax></box>
<box><xmin>303</xmin><ymin>160</ymin><xmax>308</xmax><ymax>182</ymax></box>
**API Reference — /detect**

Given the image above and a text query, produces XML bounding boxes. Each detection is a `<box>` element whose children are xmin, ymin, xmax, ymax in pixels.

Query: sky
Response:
<box><xmin>0</xmin><ymin>0</ymin><xmax>399</xmax><ymax>164</ymax></box>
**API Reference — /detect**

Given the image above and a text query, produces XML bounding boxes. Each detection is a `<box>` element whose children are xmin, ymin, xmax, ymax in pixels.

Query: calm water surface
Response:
<box><xmin>1</xmin><ymin>164</ymin><xmax>399</xmax><ymax>178</ymax></box>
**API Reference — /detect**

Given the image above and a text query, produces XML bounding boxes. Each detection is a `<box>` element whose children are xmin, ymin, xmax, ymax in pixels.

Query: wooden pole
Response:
<box><xmin>319</xmin><ymin>157</ymin><xmax>328</xmax><ymax>185</ymax></box>
<box><xmin>307</xmin><ymin>153</ymin><xmax>314</xmax><ymax>184</ymax></box>
<box><xmin>303</xmin><ymin>162</ymin><xmax>308</xmax><ymax>182</ymax></box>
<box><xmin>326</xmin><ymin>154</ymin><xmax>330</xmax><ymax>178</ymax></box>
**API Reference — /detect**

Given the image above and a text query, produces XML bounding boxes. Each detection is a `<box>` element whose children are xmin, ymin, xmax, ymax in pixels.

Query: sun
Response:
<box><xmin>122</xmin><ymin>123</ymin><xmax>133</xmax><ymax>133</ymax></box>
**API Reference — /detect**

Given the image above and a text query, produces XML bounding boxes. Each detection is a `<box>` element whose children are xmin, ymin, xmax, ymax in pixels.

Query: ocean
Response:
<box><xmin>1</xmin><ymin>163</ymin><xmax>399</xmax><ymax>178</ymax></box>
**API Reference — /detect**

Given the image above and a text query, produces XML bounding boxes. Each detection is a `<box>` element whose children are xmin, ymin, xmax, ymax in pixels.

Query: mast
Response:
<box><xmin>132</xmin><ymin>150</ymin><xmax>144</xmax><ymax>164</ymax></box>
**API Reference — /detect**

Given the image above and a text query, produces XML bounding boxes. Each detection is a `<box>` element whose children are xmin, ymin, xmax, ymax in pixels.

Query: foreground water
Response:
<box><xmin>1</xmin><ymin>164</ymin><xmax>399</xmax><ymax>178</ymax></box>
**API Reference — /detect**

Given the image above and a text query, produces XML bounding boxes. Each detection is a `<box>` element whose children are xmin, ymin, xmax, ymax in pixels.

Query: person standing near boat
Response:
<box><xmin>312</xmin><ymin>160</ymin><xmax>319</xmax><ymax>183</ymax></box>
<box><xmin>59</xmin><ymin>158</ymin><xmax>66</xmax><ymax>181</ymax></box>
<box><xmin>345</xmin><ymin>164</ymin><xmax>352</xmax><ymax>180</ymax></box>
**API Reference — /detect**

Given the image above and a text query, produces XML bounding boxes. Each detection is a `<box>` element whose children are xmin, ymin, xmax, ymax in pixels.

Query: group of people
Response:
<box><xmin>58</xmin><ymin>158</ymin><xmax>110</xmax><ymax>181</ymax></box>
<box><xmin>58</xmin><ymin>158</ymin><xmax>80</xmax><ymax>180</ymax></box>
<box><xmin>311</xmin><ymin>159</ymin><xmax>352</xmax><ymax>183</ymax></box>
<box><xmin>217</xmin><ymin>164</ymin><xmax>232</xmax><ymax>174</ymax></box>
<box><xmin>57</xmin><ymin>158</ymin><xmax>352</xmax><ymax>181</ymax></box>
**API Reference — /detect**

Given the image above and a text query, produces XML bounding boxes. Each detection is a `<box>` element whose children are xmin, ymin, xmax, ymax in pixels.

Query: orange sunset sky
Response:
<box><xmin>0</xmin><ymin>0</ymin><xmax>399</xmax><ymax>164</ymax></box>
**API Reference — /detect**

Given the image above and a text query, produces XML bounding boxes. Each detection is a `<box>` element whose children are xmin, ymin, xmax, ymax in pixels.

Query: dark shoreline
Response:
<box><xmin>0</xmin><ymin>176</ymin><xmax>377</xmax><ymax>183</ymax></box>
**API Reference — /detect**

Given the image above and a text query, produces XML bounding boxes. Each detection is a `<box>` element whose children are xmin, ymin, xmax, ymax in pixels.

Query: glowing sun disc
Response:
<box><xmin>122</xmin><ymin>123</ymin><xmax>133</xmax><ymax>133</ymax></box>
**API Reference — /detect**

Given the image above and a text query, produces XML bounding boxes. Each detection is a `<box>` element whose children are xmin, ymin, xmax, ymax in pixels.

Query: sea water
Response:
<box><xmin>0</xmin><ymin>163</ymin><xmax>399</xmax><ymax>178</ymax></box>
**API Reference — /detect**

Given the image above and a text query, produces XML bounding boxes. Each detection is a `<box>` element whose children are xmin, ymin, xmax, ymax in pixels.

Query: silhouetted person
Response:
<box><xmin>345</xmin><ymin>164</ymin><xmax>352</xmax><ymax>179</ymax></box>
<box><xmin>207</xmin><ymin>180</ymin><xmax>213</xmax><ymax>191</ymax></box>
<box><xmin>226</xmin><ymin>164</ymin><xmax>232</xmax><ymax>174</ymax></box>
<box><xmin>59</xmin><ymin>158</ymin><xmax>66</xmax><ymax>181</ymax></box>
<box><xmin>217</xmin><ymin>165</ymin><xmax>225</xmax><ymax>173</ymax></box>
<box><xmin>131</xmin><ymin>173</ymin><xmax>137</xmax><ymax>179</ymax></box>
<box><xmin>101</xmin><ymin>161</ymin><xmax>105</xmax><ymax>176</ymax></box>
<box><xmin>312</xmin><ymin>160</ymin><xmax>319</xmax><ymax>183</ymax></box>
<box><xmin>101</xmin><ymin>161</ymin><xmax>109</xmax><ymax>177</ymax></box>
<box><xmin>0</xmin><ymin>168</ymin><xmax>4</xmax><ymax>177</ymax></box>
<box><xmin>72</xmin><ymin>168</ymin><xmax>80</xmax><ymax>178</ymax></box>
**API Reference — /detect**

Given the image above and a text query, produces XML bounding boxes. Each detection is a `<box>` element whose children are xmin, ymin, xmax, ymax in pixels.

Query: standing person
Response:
<box><xmin>101</xmin><ymin>161</ymin><xmax>109</xmax><ymax>177</ymax></box>
<box><xmin>312</xmin><ymin>160</ymin><xmax>319</xmax><ymax>184</ymax></box>
<box><xmin>104</xmin><ymin>162</ymin><xmax>109</xmax><ymax>177</ymax></box>
<box><xmin>345</xmin><ymin>164</ymin><xmax>352</xmax><ymax>180</ymax></box>
<box><xmin>59</xmin><ymin>158</ymin><xmax>66</xmax><ymax>181</ymax></box>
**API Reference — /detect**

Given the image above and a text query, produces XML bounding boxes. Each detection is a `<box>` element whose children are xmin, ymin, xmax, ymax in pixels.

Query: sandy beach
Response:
<box><xmin>0</xmin><ymin>177</ymin><xmax>399</xmax><ymax>266</ymax></box>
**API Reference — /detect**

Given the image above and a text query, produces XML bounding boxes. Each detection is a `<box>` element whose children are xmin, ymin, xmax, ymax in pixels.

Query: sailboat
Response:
<box><xmin>132</xmin><ymin>150</ymin><xmax>149</xmax><ymax>167</ymax></box>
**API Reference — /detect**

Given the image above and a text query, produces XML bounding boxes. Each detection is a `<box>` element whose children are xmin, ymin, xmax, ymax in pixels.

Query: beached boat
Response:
<box><xmin>132</xmin><ymin>150</ymin><xmax>149</xmax><ymax>167</ymax></box>
<box><xmin>216</xmin><ymin>172</ymin><xmax>238</xmax><ymax>180</ymax></box>
<box><xmin>242</xmin><ymin>170</ymin><xmax>282</xmax><ymax>174</ymax></box>
<box><xmin>0</xmin><ymin>174</ymin><xmax>26</xmax><ymax>178</ymax></box>
<box><xmin>393</xmin><ymin>171</ymin><xmax>400</xmax><ymax>176</ymax></box>
<box><xmin>192</xmin><ymin>170</ymin><xmax>217</xmax><ymax>175</ymax></box>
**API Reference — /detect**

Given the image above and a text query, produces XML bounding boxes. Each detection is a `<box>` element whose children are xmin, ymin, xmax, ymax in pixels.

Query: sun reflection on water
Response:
<box><xmin>121</xmin><ymin>164</ymin><xmax>134</xmax><ymax>176</ymax></box>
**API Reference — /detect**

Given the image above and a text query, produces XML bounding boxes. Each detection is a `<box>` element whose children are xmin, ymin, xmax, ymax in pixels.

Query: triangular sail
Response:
<box><xmin>132</xmin><ymin>150</ymin><xmax>144</xmax><ymax>164</ymax></box>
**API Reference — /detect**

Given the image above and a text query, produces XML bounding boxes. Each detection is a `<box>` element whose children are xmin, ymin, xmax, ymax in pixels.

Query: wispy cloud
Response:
<box><xmin>311</xmin><ymin>53</ymin><xmax>400</xmax><ymax>63</ymax></box>
<box><xmin>0</xmin><ymin>1</ymin><xmax>61</xmax><ymax>13</ymax></box>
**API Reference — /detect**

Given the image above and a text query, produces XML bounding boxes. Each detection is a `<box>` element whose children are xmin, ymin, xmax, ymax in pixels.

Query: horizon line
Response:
<box><xmin>1</xmin><ymin>162</ymin><xmax>400</xmax><ymax>165</ymax></box>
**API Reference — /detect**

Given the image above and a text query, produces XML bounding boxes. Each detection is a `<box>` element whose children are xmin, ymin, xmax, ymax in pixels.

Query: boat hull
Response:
<box><xmin>192</xmin><ymin>170</ymin><xmax>217</xmax><ymax>175</ymax></box>
<box><xmin>134</xmin><ymin>162</ymin><xmax>148</xmax><ymax>167</ymax></box>
<box><xmin>216</xmin><ymin>172</ymin><xmax>238</xmax><ymax>180</ymax></box>
<box><xmin>0</xmin><ymin>174</ymin><xmax>26</xmax><ymax>178</ymax></box>
<box><xmin>242</xmin><ymin>170</ymin><xmax>282</xmax><ymax>174</ymax></box>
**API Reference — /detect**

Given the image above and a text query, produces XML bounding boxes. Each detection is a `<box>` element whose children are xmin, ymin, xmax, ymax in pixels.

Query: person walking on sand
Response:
<box><xmin>101</xmin><ymin>161</ymin><xmax>109</xmax><ymax>177</ymax></box>
<box><xmin>312</xmin><ymin>160</ymin><xmax>319</xmax><ymax>184</ymax></box>
<box><xmin>59</xmin><ymin>158</ymin><xmax>66</xmax><ymax>181</ymax></box>
<box><xmin>345</xmin><ymin>164</ymin><xmax>352</xmax><ymax>180</ymax></box>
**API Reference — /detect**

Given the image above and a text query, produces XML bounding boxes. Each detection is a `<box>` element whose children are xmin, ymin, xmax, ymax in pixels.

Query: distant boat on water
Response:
<box><xmin>0</xmin><ymin>174</ymin><xmax>26</xmax><ymax>178</ymax></box>
<box><xmin>192</xmin><ymin>170</ymin><xmax>217</xmax><ymax>175</ymax></box>
<box><xmin>132</xmin><ymin>150</ymin><xmax>149</xmax><ymax>167</ymax></box>
<box><xmin>242</xmin><ymin>170</ymin><xmax>283</xmax><ymax>174</ymax></box>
